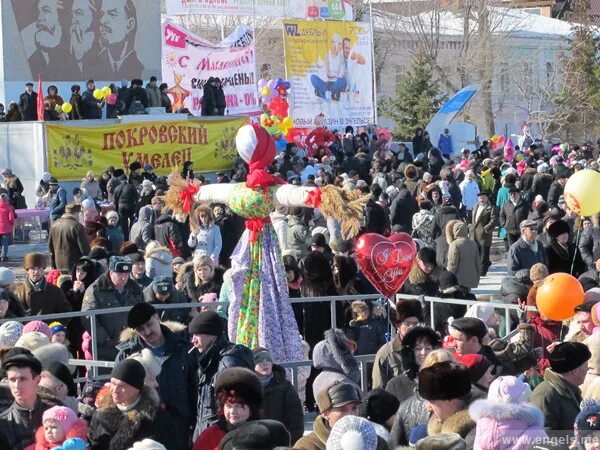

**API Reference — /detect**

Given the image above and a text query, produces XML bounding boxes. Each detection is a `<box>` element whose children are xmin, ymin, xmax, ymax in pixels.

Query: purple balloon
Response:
<box><xmin>258</xmin><ymin>79</ymin><xmax>267</xmax><ymax>89</ymax></box>
<box><xmin>267</xmin><ymin>79</ymin><xmax>277</xmax><ymax>89</ymax></box>
<box><xmin>283</xmin><ymin>81</ymin><xmax>291</xmax><ymax>90</ymax></box>
<box><xmin>276</xmin><ymin>78</ymin><xmax>284</xmax><ymax>88</ymax></box>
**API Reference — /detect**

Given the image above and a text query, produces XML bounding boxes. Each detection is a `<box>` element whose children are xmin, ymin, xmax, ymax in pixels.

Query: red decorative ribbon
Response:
<box><xmin>304</xmin><ymin>187</ymin><xmax>322</xmax><ymax>208</ymax></box>
<box><xmin>180</xmin><ymin>183</ymin><xmax>200</xmax><ymax>213</ymax></box>
<box><xmin>245</xmin><ymin>217</ymin><xmax>271</xmax><ymax>242</ymax></box>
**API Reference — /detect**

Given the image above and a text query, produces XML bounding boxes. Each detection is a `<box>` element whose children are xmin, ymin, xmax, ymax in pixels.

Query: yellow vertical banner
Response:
<box><xmin>45</xmin><ymin>118</ymin><xmax>248</xmax><ymax>181</ymax></box>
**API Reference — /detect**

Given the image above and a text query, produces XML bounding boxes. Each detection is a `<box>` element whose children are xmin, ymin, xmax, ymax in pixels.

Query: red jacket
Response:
<box><xmin>0</xmin><ymin>199</ymin><xmax>15</xmax><ymax>235</ymax></box>
<box><xmin>26</xmin><ymin>419</ymin><xmax>88</xmax><ymax>450</ymax></box>
<box><xmin>193</xmin><ymin>423</ymin><xmax>227</xmax><ymax>450</ymax></box>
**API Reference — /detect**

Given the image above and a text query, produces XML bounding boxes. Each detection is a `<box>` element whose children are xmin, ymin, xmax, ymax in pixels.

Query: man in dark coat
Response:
<box><xmin>470</xmin><ymin>192</ymin><xmax>497</xmax><ymax>275</ymax></box>
<box><xmin>124</xmin><ymin>79</ymin><xmax>149</xmax><ymax>114</ymax></box>
<box><xmin>189</xmin><ymin>311</ymin><xmax>253</xmax><ymax>439</ymax></box>
<box><xmin>81</xmin><ymin>256</ymin><xmax>143</xmax><ymax>360</ymax></box>
<box><xmin>48</xmin><ymin>203</ymin><xmax>90</xmax><ymax>271</ymax></box>
<box><xmin>113</xmin><ymin>175</ymin><xmax>139</xmax><ymax>239</ymax></box>
<box><xmin>115</xmin><ymin>303</ymin><xmax>198</xmax><ymax>447</ymax></box>
<box><xmin>0</xmin><ymin>354</ymin><xmax>57</xmax><ymax>450</ymax></box>
<box><xmin>141</xmin><ymin>276</ymin><xmax>190</xmax><ymax>324</ymax></box>
<box><xmin>81</xmin><ymin>80</ymin><xmax>103</xmax><ymax>119</ymax></box>
<box><xmin>499</xmin><ymin>188</ymin><xmax>531</xmax><ymax>247</ymax></box>
<box><xmin>431</xmin><ymin>195</ymin><xmax>461</xmax><ymax>240</ymax></box>
<box><xmin>154</xmin><ymin>210</ymin><xmax>186</xmax><ymax>258</ymax></box>
<box><xmin>547</xmin><ymin>175</ymin><xmax>567</xmax><ymax>209</ymax></box>
<box><xmin>88</xmin><ymin>359</ymin><xmax>182</xmax><ymax>450</ymax></box>
<box><xmin>68</xmin><ymin>85</ymin><xmax>83</xmax><ymax>120</ymax></box>
<box><xmin>507</xmin><ymin>219</ymin><xmax>548</xmax><ymax>275</ymax></box>
<box><xmin>390</xmin><ymin>183</ymin><xmax>418</xmax><ymax>233</ymax></box>
<box><xmin>18</xmin><ymin>83</ymin><xmax>38</xmax><ymax>121</ymax></box>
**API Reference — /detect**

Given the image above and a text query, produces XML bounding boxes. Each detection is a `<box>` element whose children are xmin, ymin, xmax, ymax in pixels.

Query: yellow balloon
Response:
<box><xmin>282</xmin><ymin>117</ymin><xmax>294</xmax><ymax>128</ymax></box>
<box><xmin>101</xmin><ymin>86</ymin><xmax>112</xmax><ymax>96</ymax></box>
<box><xmin>93</xmin><ymin>89</ymin><xmax>104</xmax><ymax>100</ymax></box>
<box><xmin>564</xmin><ymin>169</ymin><xmax>600</xmax><ymax>216</ymax></box>
<box><xmin>61</xmin><ymin>103</ymin><xmax>72</xmax><ymax>113</ymax></box>
<box><xmin>260</xmin><ymin>87</ymin><xmax>271</xmax><ymax>97</ymax></box>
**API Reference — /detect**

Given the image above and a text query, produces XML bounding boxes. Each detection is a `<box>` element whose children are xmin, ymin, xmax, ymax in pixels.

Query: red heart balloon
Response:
<box><xmin>355</xmin><ymin>232</ymin><xmax>417</xmax><ymax>298</ymax></box>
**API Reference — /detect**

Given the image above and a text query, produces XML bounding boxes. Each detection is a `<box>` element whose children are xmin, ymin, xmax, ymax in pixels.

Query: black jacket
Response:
<box><xmin>82</xmin><ymin>89</ymin><xmax>102</xmax><ymax>119</ymax></box>
<box><xmin>365</xmin><ymin>199</ymin><xmax>388</xmax><ymax>235</ymax></box>
<box><xmin>113</xmin><ymin>182</ymin><xmax>139</xmax><ymax>211</ymax></box>
<box><xmin>194</xmin><ymin>335</ymin><xmax>253</xmax><ymax>438</ymax></box>
<box><xmin>546</xmin><ymin>240</ymin><xmax>587</xmax><ymax>277</ymax></box>
<box><xmin>431</xmin><ymin>205</ymin><xmax>461</xmax><ymax>240</ymax></box>
<box><xmin>390</xmin><ymin>187</ymin><xmax>418</xmax><ymax>233</ymax></box>
<box><xmin>532</xmin><ymin>173</ymin><xmax>553</xmax><ymax>201</ymax></box>
<box><xmin>0</xmin><ymin>397</ymin><xmax>57</xmax><ymax>450</ymax></box>
<box><xmin>154</xmin><ymin>214</ymin><xmax>184</xmax><ymax>256</ymax></box>
<box><xmin>89</xmin><ymin>386</ymin><xmax>182</xmax><ymax>450</ymax></box>
<box><xmin>262</xmin><ymin>365</ymin><xmax>305</xmax><ymax>444</ymax></box>
<box><xmin>142</xmin><ymin>284</ymin><xmax>190</xmax><ymax>324</ymax></box>
<box><xmin>547</xmin><ymin>181</ymin><xmax>564</xmax><ymax>209</ymax></box>
<box><xmin>124</xmin><ymin>86</ymin><xmax>149</xmax><ymax>114</ymax></box>
<box><xmin>115</xmin><ymin>324</ymin><xmax>198</xmax><ymax>436</ymax></box>
<box><xmin>579</xmin><ymin>226</ymin><xmax>600</xmax><ymax>269</ymax></box>
<box><xmin>500</xmin><ymin>199</ymin><xmax>530</xmax><ymax>234</ymax></box>
<box><xmin>18</xmin><ymin>91</ymin><xmax>38</xmax><ymax>121</ymax></box>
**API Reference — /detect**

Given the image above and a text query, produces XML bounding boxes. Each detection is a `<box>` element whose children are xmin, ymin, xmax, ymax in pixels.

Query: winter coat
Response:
<box><xmin>0</xmin><ymin>396</ymin><xmax>58</xmax><ymax>450</ymax></box>
<box><xmin>145</xmin><ymin>245</ymin><xmax>173</xmax><ymax>279</ymax></box>
<box><xmin>547</xmin><ymin>181</ymin><xmax>563</xmax><ymax>208</ymax></box>
<box><xmin>80</xmin><ymin>178</ymin><xmax>101</xmax><ymax>200</ymax></box>
<box><xmin>372</xmin><ymin>335</ymin><xmax>405</xmax><ymax>389</ymax></box>
<box><xmin>188</xmin><ymin>223</ymin><xmax>222</xmax><ymax>261</ymax></box>
<box><xmin>192</xmin><ymin>422</ymin><xmax>226</xmax><ymax>450</ymax></box>
<box><xmin>469</xmin><ymin>399</ymin><xmax>547</xmax><ymax>450</ymax></box>
<box><xmin>470</xmin><ymin>202</ymin><xmax>497</xmax><ymax>247</ymax></box>
<box><xmin>532</xmin><ymin>173</ymin><xmax>553</xmax><ymax>200</ymax></box>
<box><xmin>500</xmin><ymin>198</ymin><xmax>531</xmax><ymax>235</ymax></box>
<box><xmin>183</xmin><ymin>269</ymin><xmax>223</xmax><ymax>302</ymax></box>
<box><xmin>161</xmin><ymin>91</ymin><xmax>172</xmax><ymax>113</ymax></box>
<box><xmin>546</xmin><ymin>240</ymin><xmax>586</xmax><ymax>277</ymax></box>
<box><xmin>431</xmin><ymin>205</ymin><xmax>461</xmax><ymax>240</ymax></box>
<box><xmin>390</xmin><ymin>187</ymin><xmax>418</xmax><ymax>233</ymax></box>
<box><xmin>479</xmin><ymin>169</ymin><xmax>494</xmax><ymax>194</ymax></box>
<box><xmin>312</xmin><ymin>329</ymin><xmax>361</xmax><ymax>399</ymax></box>
<box><xmin>129</xmin><ymin>206</ymin><xmax>155</xmax><ymax>250</ymax></box>
<box><xmin>105</xmin><ymin>225</ymin><xmax>124</xmax><ymax>255</ymax></box>
<box><xmin>28</xmin><ymin>418</ymin><xmax>88</xmax><ymax>450</ymax></box>
<box><xmin>142</xmin><ymin>284</ymin><xmax>190</xmax><ymax>324</ymax></box>
<box><xmin>0</xmin><ymin>199</ymin><xmax>15</xmax><ymax>234</ymax></box>
<box><xmin>287</xmin><ymin>215</ymin><xmax>310</xmax><ymax>260</ymax></box>
<box><xmin>113</xmin><ymin>182</ymin><xmax>138</xmax><ymax>211</ymax></box>
<box><xmin>193</xmin><ymin>335</ymin><xmax>253</xmax><ymax>437</ymax></box>
<box><xmin>262</xmin><ymin>365</ymin><xmax>305</xmax><ymax>444</ymax></box>
<box><xmin>154</xmin><ymin>214</ymin><xmax>185</xmax><ymax>257</ymax></box>
<box><xmin>500</xmin><ymin>271</ymin><xmax>532</xmax><ymax>305</ymax></box>
<box><xmin>3</xmin><ymin>175</ymin><xmax>26</xmax><ymax>209</ymax></box>
<box><xmin>401</xmin><ymin>259</ymin><xmax>441</xmax><ymax>297</ymax></box>
<box><xmin>82</xmin><ymin>89</ymin><xmax>102</xmax><ymax>119</ymax></box>
<box><xmin>459</xmin><ymin>179</ymin><xmax>480</xmax><ymax>211</ymax></box>
<box><xmin>115</xmin><ymin>322</ymin><xmax>198</xmax><ymax>437</ymax></box>
<box><xmin>520</xmin><ymin>168</ymin><xmax>537</xmax><ymax>196</ymax></box>
<box><xmin>507</xmin><ymin>238</ymin><xmax>548</xmax><ymax>275</ymax></box>
<box><xmin>412</xmin><ymin>210</ymin><xmax>435</xmax><ymax>246</ymax></box>
<box><xmin>294</xmin><ymin>415</ymin><xmax>388</xmax><ymax>450</ymax></box>
<box><xmin>366</xmin><ymin>199</ymin><xmax>388</xmax><ymax>235</ymax></box>
<box><xmin>579</xmin><ymin>226</ymin><xmax>600</xmax><ymax>269</ymax></box>
<box><xmin>81</xmin><ymin>272</ymin><xmax>143</xmax><ymax>360</ymax></box>
<box><xmin>48</xmin><ymin>213</ymin><xmax>90</xmax><ymax>270</ymax></box>
<box><xmin>386</xmin><ymin>373</ymin><xmax>416</xmax><ymax>405</ymax></box>
<box><xmin>346</xmin><ymin>315</ymin><xmax>387</xmax><ymax>356</ymax></box>
<box><xmin>145</xmin><ymin>85</ymin><xmax>162</xmax><ymax>107</ymax></box>
<box><xmin>530</xmin><ymin>368</ymin><xmax>582</xmax><ymax>432</ymax></box>
<box><xmin>553</xmin><ymin>163</ymin><xmax>571</xmax><ymax>181</ymax></box>
<box><xmin>12</xmin><ymin>278</ymin><xmax>72</xmax><ymax>317</ymax></box>
<box><xmin>388</xmin><ymin>389</ymin><xmax>429</xmax><ymax>448</ymax></box>
<box><xmin>88</xmin><ymin>386</ymin><xmax>182</xmax><ymax>450</ymax></box>
<box><xmin>447</xmin><ymin>222</ymin><xmax>481</xmax><ymax>289</ymax></box>
<box><xmin>49</xmin><ymin>187</ymin><xmax>67</xmax><ymax>221</ymax></box>
<box><xmin>580</xmin><ymin>267</ymin><xmax>600</xmax><ymax>287</ymax></box>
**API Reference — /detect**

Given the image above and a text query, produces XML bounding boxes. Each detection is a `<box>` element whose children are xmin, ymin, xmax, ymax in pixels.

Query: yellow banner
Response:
<box><xmin>45</xmin><ymin>117</ymin><xmax>248</xmax><ymax>181</ymax></box>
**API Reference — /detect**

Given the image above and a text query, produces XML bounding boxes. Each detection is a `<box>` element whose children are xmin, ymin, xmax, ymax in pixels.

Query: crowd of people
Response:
<box><xmin>1</xmin><ymin>127</ymin><xmax>600</xmax><ymax>449</ymax></box>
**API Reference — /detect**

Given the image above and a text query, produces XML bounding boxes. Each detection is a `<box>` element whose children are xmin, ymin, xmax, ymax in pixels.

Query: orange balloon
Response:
<box><xmin>536</xmin><ymin>273</ymin><xmax>584</xmax><ymax>321</ymax></box>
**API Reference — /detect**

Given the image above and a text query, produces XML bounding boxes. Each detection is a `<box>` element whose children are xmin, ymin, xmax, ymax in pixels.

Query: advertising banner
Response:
<box><xmin>45</xmin><ymin>117</ymin><xmax>247</xmax><ymax>181</ymax></box>
<box><xmin>166</xmin><ymin>0</ymin><xmax>353</xmax><ymax>21</ymax></box>
<box><xmin>161</xmin><ymin>20</ymin><xmax>259</xmax><ymax>117</ymax></box>
<box><xmin>282</xmin><ymin>20</ymin><xmax>374</xmax><ymax>130</ymax></box>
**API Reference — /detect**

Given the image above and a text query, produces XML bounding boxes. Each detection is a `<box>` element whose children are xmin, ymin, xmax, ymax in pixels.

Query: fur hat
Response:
<box><xmin>418</xmin><ymin>361</ymin><xmax>471</xmax><ymax>401</ymax></box>
<box><xmin>529</xmin><ymin>263</ymin><xmax>548</xmax><ymax>284</ymax></box>
<box><xmin>23</xmin><ymin>252</ymin><xmax>47</xmax><ymax>269</ymax></box>
<box><xmin>218</xmin><ymin>420</ymin><xmax>290</xmax><ymax>450</ymax></box>
<box><xmin>0</xmin><ymin>267</ymin><xmax>15</xmax><ymax>286</ymax></box>
<box><xmin>15</xmin><ymin>331</ymin><xmax>50</xmax><ymax>351</ymax></box>
<box><xmin>417</xmin><ymin>247</ymin><xmax>436</xmax><ymax>266</ymax></box>
<box><xmin>23</xmin><ymin>320</ymin><xmax>52</xmax><ymax>339</ymax></box>
<box><xmin>0</xmin><ymin>321</ymin><xmax>23</xmax><ymax>347</ymax></box>
<box><xmin>358</xmin><ymin>388</ymin><xmax>400</xmax><ymax>426</ymax></box>
<box><xmin>415</xmin><ymin>433</ymin><xmax>466</xmax><ymax>450</ymax></box>
<box><xmin>120</xmin><ymin>241</ymin><xmax>139</xmax><ymax>256</ymax></box>
<box><xmin>393</xmin><ymin>299</ymin><xmax>424</xmax><ymax>326</ymax></box>
<box><xmin>129</xmin><ymin>161</ymin><xmax>142</xmax><ymax>172</ymax></box>
<box><xmin>549</xmin><ymin>342</ymin><xmax>591</xmax><ymax>373</ymax></box>
<box><xmin>547</xmin><ymin>219</ymin><xmax>570</xmax><ymax>239</ymax></box>
<box><xmin>215</xmin><ymin>367</ymin><xmax>263</xmax><ymax>411</ymax></box>
<box><xmin>327</xmin><ymin>415</ymin><xmax>378</xmax><ymax>450</ymax></box>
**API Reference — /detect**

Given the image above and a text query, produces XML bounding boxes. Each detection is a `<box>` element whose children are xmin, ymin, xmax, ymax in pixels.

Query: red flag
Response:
<box><xmin>37</xmin><ymin>75</ymin><xmax>44</xmax><ymax>121</ymax></box>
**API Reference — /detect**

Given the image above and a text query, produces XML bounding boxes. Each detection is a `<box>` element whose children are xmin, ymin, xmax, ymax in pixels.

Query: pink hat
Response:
<box><xmin>23</xmin><ymin>320</ymin><xmax>52</xmax><ymax>339</ymax></box>
<box><xmin>487</xmin><ymin>376</ymin><xmax>532</xmax><ymax>405</ymax></box>
<box><xmin>43</xmin><ymin>406</ymin><xmax>77</xmax><ymax>432</ymax></box>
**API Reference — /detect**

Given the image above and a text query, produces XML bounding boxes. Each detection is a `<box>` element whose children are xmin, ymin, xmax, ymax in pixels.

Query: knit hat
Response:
<box><xmin>316</xmin><ymin>381</ymin><xmax>362</xmax><ymax>412</ymax></box>
<box><xmin>326</xmin><ymin>415</ymin><xmax>377</xmax><ymax>450</ymax></box>
<box><xmin>2</xmin><ymin>353</ymin><xmax>42</xmax><ymax>375</ymax></box>
<box><xmin>23</xmin><ymin>252</ymin><xmax>47</xmax><ymax>269</ymax></box>
<box><xmin>415</xmin><ymin>433</ymin><xmax>466</xmax><ymax>450</ymax></box>
<box><xmin>547</xmin><ymin>219</ymin><xmax>570</xmax><ymax>239</ymax></box>
<box><xmin>549</xmin><ymin>342</ymin><xmax>591</xmax><ymax>373</ymax></box>
<box><xmin>152</xmin><ymin>276</ymin><xmax>172</xmax><ymax>295</ymax></box>
<box><xmin>45</xmin><ymin>361</ymin><xmax>77</xmax><ymax>396</ymax></box>
<box><xmin>456</xmin><ymin>354</ymin><xmax>491</xmax><ymax>384</ymax></box>
<box><xmin>106</xmin><ymin>211</ymin><xmax>119</xmax><ymax>222</ymax></box>
<box><xmin>15</xmin><ymin>331</ymin><xmax>50</xmax><ymax>351</ymax></box>
<box><xmin>417</xmin><ymin>247</ymin><xmax>436</xmax><ymax>266</ymax></box>
<box><xmin>393</xmin><ymin>299</ymin><xmax>424</xmax><ymax>326</ymax></box>
<box><xmin>0</xmin><ymin>267</ymin><xmax>15</xmax><ymax>286</ymax></box>
<box><xmin>108</xmin><ymin>255</ymin><xmax>132</xmax><ymax>273</ymax></box>
<box><xmin>49</xmin><ymin>321</ymin><xmax>66</xmax><ymax>335</ymax></box>
<box><xmin>0</xmin><ymin>321</ymin><xmax>23</xmax><ymax>347</ymax></box>
<box><xmin>464</xmin><ymin>302</ymin><xmax>496</xmax><ymax>326</ymax></box>
<box><xmin>111</xmin><ymin>359</ymin><xmax>146</xmax><ymax>391</ymax></box>
<box><xmin>358</xmin><ymin>388</ymin><xmax>400</xmax><ymax>425</ymax></box>
<box><xmin>253</xmin><ymin>347</ymin><xmax>273</xmax><ymax>364</ymax></box>
<box><xmin>218</xmin><ymin>420</ymin><xmax>290</xmax><ymax>450</ymax></box>
<box><xmin>215</xmin><ymin>367</ymin><xmax>263</xmax><ymax>411</ymax></box>
<box><xmin>189</xmin><ymin>311</ymin><xmax>224</xmax><ymax>336</ymax></box>
<box><xmin>575</xmin><ymin>399</ymin><xmax>600</xmax><ymax>440</ymax></box>
<box><xmin>584</xmin><ymin>289</ymin><xmax>600</xmax><ymax>304</ymax></box>
<box><xmin>23</xmin><ymin>320</ymin><xmax>52</xmax><ymax>339</ymax></box>
<box><xmin>449</xmin><ymin>317</ymin><xmax>488</xmax><ymax>341</ymax></box>
<box><xmin>129</xmin><ymin>439</ymin><xmax>167</xmax><ymax>450</ymax></box>
<box><xmin>529</xmin><ymin>263</ymin><xmax>549</xmax><ymax>284</ymax></box>
<box><xmin>418</xmin><ymin>361</ymin><xmax>471</xmax><ymax>401</ymax></box>
<box><xmin>33</xmin><ymin>343</ymin><xmax>71</xmax><ymax>370</ymax></box>
<box><xmin>486</xmin><ymin>376</ymin><xmax>532</xmax><ymax>404</ymax></box>
<box><xmin>43</xmin><ymin>406</ymin><xmax>77</xmax><ymax>432</ymax></box>
<box><xmin>127</xmin><ymin>303</ymin><xmax>157</xmax><ymax>328</ymax></box>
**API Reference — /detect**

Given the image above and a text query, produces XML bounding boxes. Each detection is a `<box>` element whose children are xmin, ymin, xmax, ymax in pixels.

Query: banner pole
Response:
<box><xmin>369</xmin><ymin>0</ymin><xmax>378</xmax><ymax>125</ymax></box>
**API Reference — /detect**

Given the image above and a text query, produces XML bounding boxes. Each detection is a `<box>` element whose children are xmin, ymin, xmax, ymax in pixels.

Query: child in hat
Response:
<box><xmin>49</xmin><ymin>321</ymin><xmax>67</xmax><ymax>345</ymax></box>
<box><xmin>28</xmin><ymin>405</ymin><xmax>88</xmax><ymax>450</ymax></box>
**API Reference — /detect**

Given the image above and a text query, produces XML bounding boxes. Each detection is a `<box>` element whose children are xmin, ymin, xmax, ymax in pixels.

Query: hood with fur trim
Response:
<box><xmin>445</xmin><ymin>219</ymin><xmax>463</xmax><ymax>244</ymax></box>
<box><xmin>312</xmin><ymin>328</ymin><xmax>360</xmax><ymax>381</ymax></box>
<box><xmin>469</xmin><ymin>399</ymin><xmax>544</xmax><ymax>425</ymax></box>
<box><xmin>119</xmin><ymin>320</ymin><xmax>187</xmax><ymax>343</ymax></box>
